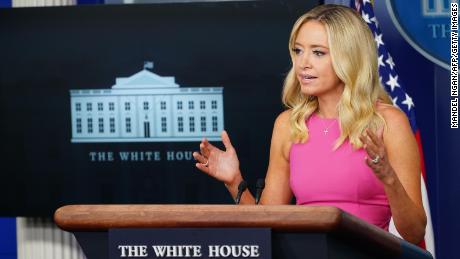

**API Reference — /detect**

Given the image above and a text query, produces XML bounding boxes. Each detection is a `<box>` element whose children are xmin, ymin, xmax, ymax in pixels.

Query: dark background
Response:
<box><xmin>0</xmin><ymin>1</ymin><xmax>319</xmax><ymax>216</ymax></box>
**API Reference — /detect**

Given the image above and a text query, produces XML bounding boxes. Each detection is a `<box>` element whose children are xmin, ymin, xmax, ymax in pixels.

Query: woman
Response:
<box><xmin>193</xmin><ymin>4</ymin><xmax>426</xmax><ymax>244</ymax></box>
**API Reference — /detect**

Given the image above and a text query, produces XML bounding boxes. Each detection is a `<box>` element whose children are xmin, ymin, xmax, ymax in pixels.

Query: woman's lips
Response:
<box><xmin>299</xmin><ymin>75</ymin><xmax>317</xmax><ymax>84</ymax></box>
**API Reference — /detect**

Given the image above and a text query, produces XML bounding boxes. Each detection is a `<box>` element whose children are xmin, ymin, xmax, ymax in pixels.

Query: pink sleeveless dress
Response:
<box><xmin>289</xmin><ymin>113</ymin><xmax>391</xmax><ymax>230</ymax></box>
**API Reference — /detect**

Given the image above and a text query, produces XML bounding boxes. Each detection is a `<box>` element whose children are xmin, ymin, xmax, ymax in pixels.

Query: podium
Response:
<box><xmin>54</xmin><ymin>205</ymin><xmax>433</xmax><ymax>259</ymax></box>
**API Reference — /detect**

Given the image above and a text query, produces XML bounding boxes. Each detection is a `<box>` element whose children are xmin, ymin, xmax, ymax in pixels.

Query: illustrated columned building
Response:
<box><xmin>422</xmin><ymin>0</ymin><xmax>449</xmax><ymax>16</ymax></box>
<box><xmin>70</xmin><ymin>68</ymin><xmax>224</xmax><ymax>142</ymax></box>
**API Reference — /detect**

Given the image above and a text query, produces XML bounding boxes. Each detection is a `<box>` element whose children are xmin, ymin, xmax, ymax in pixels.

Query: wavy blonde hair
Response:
<box><xmin>282</xmin><ymin>4</ymin><xmax>392</xmax><ymax>149</ymax></box>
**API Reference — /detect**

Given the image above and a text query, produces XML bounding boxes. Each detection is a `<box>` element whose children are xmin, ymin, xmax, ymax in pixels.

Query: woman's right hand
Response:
<box><xmin>193</xmin><ymin>130</ymin><xmax>242</xmax><ymax>185</ymax></box>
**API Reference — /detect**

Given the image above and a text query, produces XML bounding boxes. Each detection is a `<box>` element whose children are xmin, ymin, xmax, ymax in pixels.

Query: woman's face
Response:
<box><xmin>293</xmin><ymin>20</ymin><xmax>344</xmax><ymax>99</ymax></box>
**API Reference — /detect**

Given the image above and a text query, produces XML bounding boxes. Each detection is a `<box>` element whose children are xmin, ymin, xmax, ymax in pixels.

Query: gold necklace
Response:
<box><xmin>317</xmin><ymin>112</ymin><xmax>337</xmax><ymax>135</ymax></box>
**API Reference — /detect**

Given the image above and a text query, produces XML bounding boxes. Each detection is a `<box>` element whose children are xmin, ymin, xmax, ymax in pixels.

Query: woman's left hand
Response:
<box><xmin>360</xmin><ymin>127</ymin><xmax>396</xmax><ymax>185</ymax></box>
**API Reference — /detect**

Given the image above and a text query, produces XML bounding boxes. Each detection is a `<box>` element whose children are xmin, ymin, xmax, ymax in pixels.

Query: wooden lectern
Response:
<box><xmin>54</xmin><ymin>205</ymin><xmax>432</xmax><ymax>259</ymax></box>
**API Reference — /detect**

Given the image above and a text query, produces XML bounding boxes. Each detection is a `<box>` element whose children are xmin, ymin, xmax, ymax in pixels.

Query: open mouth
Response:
<box><xmin>303</xmin><ymin>75</ymin><xmax>317</xmax><ymax>80</ymax></box>
<box><xmin>300</xmin><ymin>74</ymin><xmax>317</xmax><ymax>83</ymax></box>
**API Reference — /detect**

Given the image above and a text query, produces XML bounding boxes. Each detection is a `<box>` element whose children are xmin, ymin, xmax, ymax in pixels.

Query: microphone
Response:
<box><xmin>255</xmin><ymin>178</ymin><xmax>265</xmax><ymax>205</ymax></box>
<box><xmin>235</xmin><ymin>180</ymin><xmax>248</xmax><ymax>204</ymax></box>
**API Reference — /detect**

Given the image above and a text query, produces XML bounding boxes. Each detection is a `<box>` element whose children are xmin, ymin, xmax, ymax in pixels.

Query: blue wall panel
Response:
<box><xmin>0</xmin><ymin>218</ymin><xmax>16</xmax><ymax>258</ymax></box>
<box><xmin>0</xmin><ymin>0</ymin><xmax>11</xmax><ymax>8</ymax></box>
<box><xmin>77</xmin><ymin>0</ymin><xmax>105</xmax><ymax>4</ymax></box>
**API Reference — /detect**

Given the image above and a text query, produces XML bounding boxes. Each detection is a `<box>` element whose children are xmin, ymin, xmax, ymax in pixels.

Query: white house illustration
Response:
<box><xmin>422</xmin><ymin>0</ymin><xmax>449</xmax><ymax>16</ymax></box>
<box><xmin>70</xmin><ymin>66</ymin><xmax>224</xmax><ymax>143</ymax></box>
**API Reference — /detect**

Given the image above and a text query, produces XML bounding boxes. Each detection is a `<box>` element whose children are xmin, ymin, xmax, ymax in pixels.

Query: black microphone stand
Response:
<box><xmin>255</xmin><ymin>178</ymin><xmax>265</xmax><ymax>205</ymax></box>
<box><xmin>235</xmin><ymin>180</ymin><xmax>248</xmax><ymax>204</ymax></box>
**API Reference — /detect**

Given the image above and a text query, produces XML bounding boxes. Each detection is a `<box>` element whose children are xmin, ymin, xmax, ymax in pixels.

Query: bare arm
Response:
<box><xmin>194</xmin><ymin>110</ymin><xmax>293</xmax><ymax>205</ymax></box>
<box><xmin>361</xmin><ymin>105</ymin><xmax>426</xmax><ymax>244</ymax></box>
<box><xmin>258</xmin><ymin>110</ymin><xmax>293</xmax><ymax>204</ymax></box>
<box><xmin>228</xmin><ymin>110</ymin><xmax>293</xmax><ymax>204</ymax></box>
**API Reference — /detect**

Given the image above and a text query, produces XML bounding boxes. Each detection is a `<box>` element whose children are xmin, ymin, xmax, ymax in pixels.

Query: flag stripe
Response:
<box><xmin>416</xmin><ymin>131</ymin><xmax>427</xmax><ymax>181</ymax></box>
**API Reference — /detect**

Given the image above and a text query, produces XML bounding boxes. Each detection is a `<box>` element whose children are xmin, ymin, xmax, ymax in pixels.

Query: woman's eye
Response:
<box><xmin>292</xmin><ymin>48</ymin><xmax>302</xmax><ymax>55</ymax></box>
<box><xmin>313</xmin><ymin>50</ymin><xmax>325</xmax><ymax>56</ymax></box>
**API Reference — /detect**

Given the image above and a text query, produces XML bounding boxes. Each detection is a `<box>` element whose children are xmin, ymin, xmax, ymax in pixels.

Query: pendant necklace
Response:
<box><xmin>317</xmin><ymin>113</ymin><xmax>337</xmax><ymax>135</ymax></box>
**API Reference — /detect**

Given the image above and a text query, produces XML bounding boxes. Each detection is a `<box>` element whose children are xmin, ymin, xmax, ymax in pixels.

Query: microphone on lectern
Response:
<box><xmin>235</xmin><ymin>180</ymin><xmax>248</xmax><ymax>204</ymax></box>
<box><xmin>255</xmin><ymin>178</ymin><xmax>265</xmax><ymax>205</ymax></box>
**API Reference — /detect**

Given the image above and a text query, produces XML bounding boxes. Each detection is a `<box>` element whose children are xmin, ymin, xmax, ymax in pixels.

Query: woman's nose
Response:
<box><xmin>298</xmin><ymin>53</ymin><xmax>312</xmax><ymax>69</ymax></box>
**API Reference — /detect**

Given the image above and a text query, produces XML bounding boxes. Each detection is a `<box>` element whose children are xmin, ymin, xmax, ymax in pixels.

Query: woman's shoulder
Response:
<box><xmin>375</xmin><ymin>101</ymin><xmax>412</xmax><ymax>137</ymax></box>
<box><xmin>272</xmin><ymin>110</ymin><xmax>293</xmax><ymax>157</ymax></box>
<box><xmin>273</xmin><ymin>109</ymin><xmax>292</xmax><ymax>133</ymax></box>
<box><xmin>376</xmin><ymin>102</ymin><xmax>409</xmax><ymax>126</ymax></box>
<box><xmin>275</xmin><ymin>109</ymin><xmax>291</xmax><ymax>123</ymax></box>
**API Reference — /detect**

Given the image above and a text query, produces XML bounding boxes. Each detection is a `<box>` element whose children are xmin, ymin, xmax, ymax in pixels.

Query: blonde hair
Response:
<box><xmin>282</xmin><ymin>4</ymin><xmax>392</xmax><ymax>149</ymax></box>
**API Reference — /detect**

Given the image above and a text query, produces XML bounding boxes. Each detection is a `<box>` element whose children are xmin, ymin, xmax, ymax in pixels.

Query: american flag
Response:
<box><xmin>350</xmin><ymin>0</ymin><xmax>435</xmax><ymax>255</ymax></box>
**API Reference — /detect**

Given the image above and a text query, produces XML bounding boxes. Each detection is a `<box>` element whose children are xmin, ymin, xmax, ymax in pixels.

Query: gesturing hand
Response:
<box><xmin>360</xmin><ymin>127</ymin><xmax>396</xmax><ymax>185</ymax></box>
<box><xmin>193</xmin><ymin>130</ymin><xmax>241</xmax><ymax>185</ymax></box>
